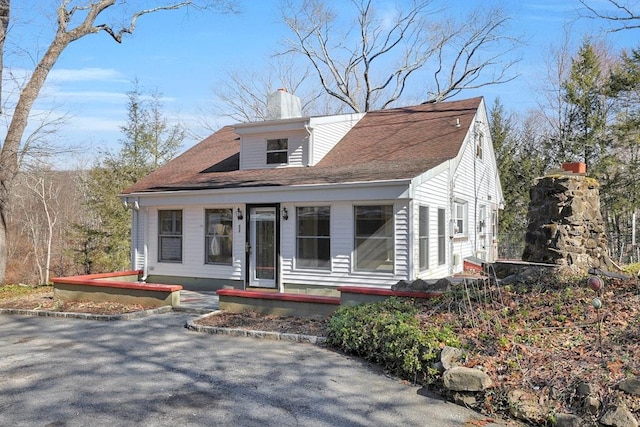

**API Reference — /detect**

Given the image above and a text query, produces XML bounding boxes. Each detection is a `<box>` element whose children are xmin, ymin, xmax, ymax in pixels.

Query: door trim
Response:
<box><xmin>245</xmin><ymin>204</ymin><xmax>280</xmax><ymax>289</ymax></box>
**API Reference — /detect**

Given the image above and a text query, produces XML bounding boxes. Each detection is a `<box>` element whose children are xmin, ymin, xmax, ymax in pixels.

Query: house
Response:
<box><xmin>121</xmin><ymin>91</ymin><xmax>503</xmax><ymax>295</ymax></box>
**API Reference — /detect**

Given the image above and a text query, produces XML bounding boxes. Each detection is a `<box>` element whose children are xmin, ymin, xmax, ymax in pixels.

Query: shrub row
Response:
<box><xmin>326</xmin><ymin>297</ymin><xmax>459</xmax><ymax>382</ymax></box>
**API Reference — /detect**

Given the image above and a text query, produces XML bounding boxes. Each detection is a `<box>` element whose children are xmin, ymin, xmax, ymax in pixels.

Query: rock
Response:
<box><xmin>619</xmin><ymin>377</ymin><xmax>640</xmax><ymax>396</ymax></box>
<box><xmin>440</xmin><ymin>346</ymin><xmax>463</xmax><ymax>370</ymax></box>
<box><xmin>391</xmin><ymin>279</ymin><xmax>434</xmax><ymax>292</ymax></box>
<box><xmin>576</xmin><ymin>382</ymin><xmax>594</xmax><ymax>397</ymax></box>
<box><xmin>583</xmin><ymin>396</ymin><xmax>600</xmax><ymax>415</ymax></box>
<box><xmin>431</xmin><ymin>278</ymin><xmax>452</xmax><ymax>292</ymax></box>
<box><xmin>391</xmin><ymin>280</ymin><xmax>412</xmax><ymax>291</ymax></box>
<box><xmin>554</xmin><ymin>413</ymin><xmax>584</xmax><ymax>427</ymax></box>
<box><xmin>600</xmin><ymin>405</ymin><xmax>639</xmax><ymax>427</ymax></box>
<box><xmin>500</xmin><ymin>274</ymin><xmax>520</xmax><ymax>285</ymax></box>
<box><xmin>507</xmin><ymin>389</ymin><xmax>545</xmax><ymax>424</ymax></box>
<box><xmin>452</xmin><ymin>391</ymin><xmax>477</xmax><ymax>407</ymax></box>
<box><xmin>443</xmin><ymin>367</ymin><xmax>493</xmax><ymax>392</ymax></box>
<box><xmin>410</xmin><ymin>279</ymin><xmax>430</xmax><ymax>291</ymax></box>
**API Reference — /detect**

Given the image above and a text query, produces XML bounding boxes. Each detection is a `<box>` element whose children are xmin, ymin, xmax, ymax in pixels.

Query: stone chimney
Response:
<box><xmin>266</xmin><ymin>88</ymin><xmax>302</xmax><ymax>120</ymax></box>
<box><xmin>522</xmin><ymin>165</ymin><xmax>614</xmax><ymax>273</ymax></box>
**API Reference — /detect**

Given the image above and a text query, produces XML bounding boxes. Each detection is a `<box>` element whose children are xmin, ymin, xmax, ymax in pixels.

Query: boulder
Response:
<box><xmin>583</xmin><ymin>396</ymin><xmax>600</xmax><ymax>415</ymax></box>
<box><xmin>554</xmin><ymin>413</ymin><xmax>584</xmax><ymax>427</ymax></box>
<box><xmin>442</xmin><ymin>367</ymin><xmax>493</xmax><ymax>392</ymax></box>
<box><xmin>452</xmin><ymin>391</ymin><xmax>477</xmax><ymax>408</ymax></box>
<box><xmin>391</xmin><ymin>280</ymin><xmax>412</xmax><ymax>291</ymax></box>
<box><xmin>391</xmin><ymin>278</ymin><xmax>450</xmax><ymax>292</ymax></box>
<box><xmin>576</xmin><ymin>382</ymin><xmax>594</xmax><ymax>397</ymax></box>
<box><xmin>431</xmin><ymin>277</ymin><xmax>452</xmax><ymax>292</ymax></box>
<box><xmin>507</xmin><ymin>389</ymin><xmax>545</xmax><ymax>424</ymax></box>
<box><xmin>440</xmin><ymin>346</ymin><xmax>463</xmax><ymax>371</ymax></box>
<box><xmin>600</xmin><ymin>405</ymin><xmax>639</xmax><ymax>427</ymax></box>
<box><xmin>391</xmin><ymin>279</ymin><xmax>430</xmax><ymax>292</ymax></box>
<box><xmin>619</xmin><ymin>377</ymin><xmax>640</xmax><ymax>396</ymax></box>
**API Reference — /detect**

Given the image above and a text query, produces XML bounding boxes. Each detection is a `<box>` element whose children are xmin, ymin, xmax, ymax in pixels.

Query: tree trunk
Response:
<box><xmin>0</xmin><ymin>182</ymin><xmax>7</xmax><ymax>283</ymax></box>
<box><xmin>0</xmin><ymin>0</ymin><xmax>226</xmax><ymax>283</ymax></box>
<box><xmin>0</xmin><ymin>0</ymin><xmax>9</xmax><ymax>282</ymax></box>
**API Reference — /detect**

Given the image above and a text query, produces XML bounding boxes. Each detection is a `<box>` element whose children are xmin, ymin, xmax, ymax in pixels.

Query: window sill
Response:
<box><xmin>293</xmin><ymin>268</ymin><xmax>332</xmax><ymax>273</ymax></box>
<box><xmin>452</xmin><ymin>236</ymin><xmax>468</xmax><ymax>242</ymax></box>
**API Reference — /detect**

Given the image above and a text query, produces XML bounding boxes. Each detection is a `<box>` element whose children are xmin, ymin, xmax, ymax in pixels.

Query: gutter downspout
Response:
<box><xmin>141</xmin><ymin>244</ymin><xmax>148</xmax><ymax>282</ymax></box>
<box><xmin>140</xmin><ymin>205</ymin><xmax>149</xmax><ymax>282</ymax></box>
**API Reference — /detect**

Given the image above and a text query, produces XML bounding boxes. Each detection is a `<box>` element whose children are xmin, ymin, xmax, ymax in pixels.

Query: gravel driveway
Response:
<box><xmin>0</xmin><ymin>312</ymin><xmax>511</xmax><ymax>426</ymax></box>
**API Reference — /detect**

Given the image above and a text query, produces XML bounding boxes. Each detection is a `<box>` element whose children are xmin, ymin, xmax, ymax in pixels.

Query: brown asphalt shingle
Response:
<box><xmin>122</xmin><ymin>97</ymin><xmax>481</xmax><ymax>194</ymax></box>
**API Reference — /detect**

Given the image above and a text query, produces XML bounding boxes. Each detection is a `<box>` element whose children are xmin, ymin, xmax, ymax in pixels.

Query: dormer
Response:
<box><xmin>234</xmin><ymin>90</ymin><xmax>365</xmax><ymax>171</ymax></box>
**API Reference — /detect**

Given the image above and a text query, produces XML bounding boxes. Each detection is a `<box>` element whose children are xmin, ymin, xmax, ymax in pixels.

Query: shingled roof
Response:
<box><xmin>122</xmin><ymin>97</ymin><xmax>482</xmax><ymax>194</ymax></box>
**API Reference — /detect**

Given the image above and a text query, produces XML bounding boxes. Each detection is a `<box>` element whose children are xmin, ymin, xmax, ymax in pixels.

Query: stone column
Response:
<box><xmin>522</xmin><ymin>173</ymin><xmax>613</xmax><ymax>273</ymax></box>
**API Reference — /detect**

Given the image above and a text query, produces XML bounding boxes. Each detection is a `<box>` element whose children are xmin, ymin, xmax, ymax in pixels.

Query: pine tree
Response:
<box><xmin>489</xmin><ymin>99</ymin><xmax>545</xmax><ymax>257</ymax></box>
<box><xmin>73</xmin><ymin>83</ymin><xmax>184</xmax><ymax>273</ymax></box>
<box><xmin>561</xmin><ymin>42</ymin><xmax>609</xmax><ymax>170</ymax></box>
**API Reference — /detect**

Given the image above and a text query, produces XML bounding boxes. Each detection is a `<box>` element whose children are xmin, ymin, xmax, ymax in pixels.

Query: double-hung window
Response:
<box><xmin>437</xmin><ymin>208</ymin><xmax>446</xmax><ymax>265</ymax></box>
<box><xmin>158</xmin><ymin>210</ymin><xmax>182</xmax><ymax>262</ymax></box>
<box><xmin>205</xmin><ymin>209</ymin><xmax>233</xmax><ymax>265</ymax></box>
<box><xmin>266</xmin><ymin>138</ymin><xmax>288</xmax><ymax>164</ymax></box>
<box><xmin>419</xmin><ymin>206</ymin><xmax>429</xmax><ymax>270</ymax></box>
<box><xmin>296</xmin><ymin>206</ymin><xmax>330</xmax><ymax>269</ymax></box>
<box><xmin>476</xmin><ymin>133</ymin><xmax>484</xmax><ymax>160</ymax></box>
<box><xmin>354</xmin><ymin>205</ymin><xmax>394</xmax><ymax>272</ymax></box>
<box><xmin>453</xmin><ymin>200</ymin><xmax>468</xmax><ymax>237</ymax></box>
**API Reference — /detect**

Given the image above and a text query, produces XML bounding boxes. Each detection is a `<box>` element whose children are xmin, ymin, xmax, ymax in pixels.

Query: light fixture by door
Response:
<box><xmin>236</xmin><ymin>207</ymin><xmax>243</xmax><ymax>220</ymax></box>
<box><xmin>282</xmin><ymin>207</ymin><xmax>289</xmax><ymax>220</ymax></box>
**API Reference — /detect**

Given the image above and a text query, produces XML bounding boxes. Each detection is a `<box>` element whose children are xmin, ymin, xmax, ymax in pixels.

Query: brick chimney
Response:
<box><xmin>561</xmin><ymin>162</ymin><xmax>586</xmax><ymax>174</ymax></box>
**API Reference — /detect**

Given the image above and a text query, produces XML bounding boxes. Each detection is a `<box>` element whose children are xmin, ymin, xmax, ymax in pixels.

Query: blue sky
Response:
<box><xmin>6</xmin><ymin>0</ymin><xmax>640</xmax><ymax>168</ymax></box>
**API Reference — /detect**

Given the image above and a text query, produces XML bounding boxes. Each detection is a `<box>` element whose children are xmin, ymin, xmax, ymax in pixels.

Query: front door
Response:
<box><xmin>248</xmin><ymin>206</ymin><xmax>278</xmax><ymax>288</ymax></box>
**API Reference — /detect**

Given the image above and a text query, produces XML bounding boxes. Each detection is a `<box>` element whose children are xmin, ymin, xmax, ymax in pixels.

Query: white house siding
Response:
<box><xmin>239</xmin><ymin>129</ymin><xmax>308</xmax><ymax>169</ymax></box>
<box><xmin>412</xmin><ymin>168</ymin><xmax>451</xmax><ymax>279</ymax></box>
<box><xmin>280</xmin><ymin>200</ymin><xmax>411</xmax><ymax>289</ymax></box>
<box><xmin>308</xmin><ymin>113</ymin><xmax>365</xmax><ymax>165</ymax></box>
<box><xmin>143</xmin><ymin>205</ymin><xmax>245</xmax><ymax>283</ymax></box>
<box><xmin>408</xmin><ymin>102</ymin><xmax>503</xmax><ymax>279</ymax></box>
<box><xmin>448</xmin><ymin>103</ymin><xmax>502</xmax><ymax>269</ymax></box>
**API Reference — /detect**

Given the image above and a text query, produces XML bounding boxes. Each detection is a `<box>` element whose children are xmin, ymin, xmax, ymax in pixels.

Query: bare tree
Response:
<box><xmin>280</xmin><ymin>0</ymin><xmax>520</xmax><ymax>112</ymax></box>
<box><xmin>579</xmin><ymin>0</ymin><xmax>640</xmax><ymax>32</ymax></box>
<box><xmin>0</xmin><ymin>0</ymin><xmax>236</xmax><ymax>284</ymax></box>
<box><xmin>203</xmin><ymin>55</ymin><xmax>338</xmax><ymax>130</ymax></box>
<box><xmin>427</xmin><ymin>6</ymin><xmax>520</xmax><ymax>103</ymax></box>
<box><xmin>0</xmin><ymin>0</ymin><xmax>7</xmax><ymax>112</ymax></box>
<box><xmin>14</xmin><ymin>169</ymin><xmax>60</xmax><ymax>284</ymax></box>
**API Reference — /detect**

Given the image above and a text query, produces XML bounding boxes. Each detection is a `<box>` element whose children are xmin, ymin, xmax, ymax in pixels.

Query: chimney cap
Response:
<box><xmin>561</xmin><ymin>162</ymin><xmax>587</xmax><ymax>174</ymax></box>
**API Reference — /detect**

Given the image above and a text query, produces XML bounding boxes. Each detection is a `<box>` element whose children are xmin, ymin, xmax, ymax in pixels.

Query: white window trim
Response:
<box><xmin>419</xmin><ymin>205</ymin><xmax>429</xmax><ymax>271</ymax></box>
<box><xmin>353</xmin><ymin>204</ymin><xmax>395</xmax><ymax>274</ymax></box>
<box><xmin>204</xmin><ymin>208</ymin><xmax>234</xmax><ymax>266</ymax></box>
<box><xmin>266</xmin><ymin>138</ymin><xmax>288</xmax><ymax>165</ymax></box>
<box><xmin>453</xmin><ymin>200</ymin><xmax>468</xmax><ymax>238</ymax></box>
<box><xmin>295</xmin><ymin>206</ymin><xmax>332</xmax><ymax>271</ymax></box>
<box><xmin>158</xmin><ymin>209</ymin><xmax>183</xmax><ymax>263</ymax></box>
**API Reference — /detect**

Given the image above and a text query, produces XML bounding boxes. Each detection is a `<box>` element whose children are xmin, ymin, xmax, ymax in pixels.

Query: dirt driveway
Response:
<box><xmin>0</xmin><ymin>312</ymin><xmax>511</xmax><ymax>426</ymax></box>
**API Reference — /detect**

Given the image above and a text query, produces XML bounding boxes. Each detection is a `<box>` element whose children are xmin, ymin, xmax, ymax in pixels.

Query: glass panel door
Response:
<box><xmin>249</xmin><ymin>207</ymin><xmax>277</xmax><ymax>288</ymax></box>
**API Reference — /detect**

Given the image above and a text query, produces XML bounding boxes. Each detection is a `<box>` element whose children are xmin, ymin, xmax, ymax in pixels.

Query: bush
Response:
<box><xmin>326</xmin><ymin>298</ymin><xmax>459</xmax><ymax>381</ymax></box>
<box><xmin>622</xmin><ymin>262</ymin><xmax>640</xmax><ymax>277</ymax></box>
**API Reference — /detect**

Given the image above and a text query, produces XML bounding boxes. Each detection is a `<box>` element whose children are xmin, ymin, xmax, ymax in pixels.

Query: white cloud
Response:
<box><xmin>66</xmin><ymin>115</ymin><xmax>124</xmax><ymax>132</ymax></box>
<box><xmin>48</xmin><ymin>67</ymin><xmax>126</xmax><ymax>83</ymax></box>
<box><xmin>53</xmin><ymin>90</ymin><xmax>128</xmax><ymax>103</ymax></box>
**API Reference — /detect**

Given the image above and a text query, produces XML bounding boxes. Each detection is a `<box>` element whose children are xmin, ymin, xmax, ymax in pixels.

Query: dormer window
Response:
<box><xmin>267</xmin><ymin>138</ymin><xmax>288</xmax><ymax>164</ymax></box>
